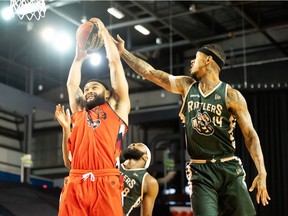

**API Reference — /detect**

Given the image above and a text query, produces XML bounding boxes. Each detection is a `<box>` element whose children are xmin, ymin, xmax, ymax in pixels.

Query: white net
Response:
<box><xmin>10</xmin><ymin>0</ymin><xmax>46</xmax><ymax>21</ymax></box>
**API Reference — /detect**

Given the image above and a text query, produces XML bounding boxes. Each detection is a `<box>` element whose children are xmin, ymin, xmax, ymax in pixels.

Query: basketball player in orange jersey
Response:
<box><xmin>55</xmin><ymin>105</ymin><xmax>159</xmax><ymax>216</ymax></box>
<box><xmin>58</xmin><ymin>18</ymin><xmax>130</xmax><ymax>216</ymax></box>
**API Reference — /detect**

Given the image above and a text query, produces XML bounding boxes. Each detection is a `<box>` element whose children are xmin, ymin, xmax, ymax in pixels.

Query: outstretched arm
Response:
<box><xmin>90</xmin><ymin>18</ymin><xmax>130</xmax><ymax>124</ymax></box>
<box><xmin>55</xmin><ymin>104</ymin><xmax>71</xmax><ymax>169</ymax></box>
<box><xmin>115</xmin><ymin>35</ymin><xmax>193</xmax><ymax>98</ymax></box>
<box><xmin>67</xmin><ymin>42</ymin><xmax>88</xmax><ymax>113</ymax></box>
<box><xmin>227</xmin><ymin>87</ymin><xmax>271</xmax><ymax>206</ymax></box>
<box><xmin>141</xmin><ymin>175</ymin><xmax>159</xmax><ymax>216</ymax></box>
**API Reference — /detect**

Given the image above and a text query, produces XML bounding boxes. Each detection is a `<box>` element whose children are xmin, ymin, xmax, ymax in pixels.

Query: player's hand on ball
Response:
<box><xmin>89</xmin><ymin>18</ymin><xmax>104</xmax><ymax>35</ymax></box>
<box><xmin>76</xmin><ymin>18</ymin><xmax>104</xmax><ymax>53</ymax></box>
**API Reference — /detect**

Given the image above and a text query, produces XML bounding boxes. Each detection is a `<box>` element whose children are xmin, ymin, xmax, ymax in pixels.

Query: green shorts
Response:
<box><xmin>185</xmin><ymin>157</ymin><xmax>256</xmax><ymax>216</ymax></box>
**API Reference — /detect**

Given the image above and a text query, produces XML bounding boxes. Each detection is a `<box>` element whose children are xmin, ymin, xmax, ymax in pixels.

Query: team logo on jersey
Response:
<box><xmin>86</xmin><ymin>107</ymin><xmax>107</xmax><ymax>129</ymax></box>
<box><xmin>191</xmin><ymin>110</ymin><xmax>214</xmax><ymax>136</ymax></box>
<box><xmin>215</xmin><ymin>94</ymin><xmax>221</xmax><ymax>100</ymax></box>
<box><xmin>87</xmin><ymin>118</ymin><xmax>101</xmax><ymax>129</ymax></box>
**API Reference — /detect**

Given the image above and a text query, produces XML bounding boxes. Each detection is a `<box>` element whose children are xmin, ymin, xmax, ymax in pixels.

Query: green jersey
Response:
<box><xmin>120</xmin><ymin>164</ymin><xmax>148</xmax><ymax>215</ymax></box>
<box><xmin>179</xmin><ymin>82</ymin><xmax>236</xmax><ymax>159</ymax></box>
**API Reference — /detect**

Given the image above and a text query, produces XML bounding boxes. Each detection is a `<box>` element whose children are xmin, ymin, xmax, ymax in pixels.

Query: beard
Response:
<box><xmin>122</xmin><ymin>148</ymin><xmax>144</xmax><ymax>160</ymax></box>
<box><xmin>191</xmin><ymin>70</ymin><xmax>200</xmax><ymax>81</ymax></box>
<box><xmin>84</xmin><ymin>94</ymin><xmax>106</xmax><ymax>110</ymax></box>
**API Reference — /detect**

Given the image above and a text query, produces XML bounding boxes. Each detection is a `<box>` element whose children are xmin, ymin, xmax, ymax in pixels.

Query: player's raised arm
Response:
<box><xmin>66</xmin><ymin>42</ymin><xmax>87</xmax><ymax>113</ymax></box>
<box><xmin>90</xmin><ymin>18</ymin><xmax>130</xmax><ymax>125</ymax></box>
<box><xmin>54</xmin><ymin>104</ymin><xmax>71</xmax><ymax>169</ymax></box>
<box><xmin>114</xmin><ymin>35</ymin><xmax>193</xmax><ymax>97</ymax></box>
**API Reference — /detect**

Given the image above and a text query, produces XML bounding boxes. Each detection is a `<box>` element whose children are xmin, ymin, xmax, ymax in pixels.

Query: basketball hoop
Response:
<box><xmin>10</xmin><ymin>0</ymin><xmax>46</xmax><ymax>21</ymax></box>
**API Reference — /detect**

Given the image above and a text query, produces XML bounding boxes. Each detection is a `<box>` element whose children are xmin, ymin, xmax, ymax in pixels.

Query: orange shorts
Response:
<box><xmin>59</xmin><ymin>169</ymin><xmax>123</xmax><ymax>216</ymax></box>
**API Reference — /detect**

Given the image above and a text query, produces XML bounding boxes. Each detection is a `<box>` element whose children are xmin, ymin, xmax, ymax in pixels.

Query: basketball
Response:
<box><xmin>76</xmin><ymin>21</ymin><xmax>104</xmax><ymax>52</ymax></box>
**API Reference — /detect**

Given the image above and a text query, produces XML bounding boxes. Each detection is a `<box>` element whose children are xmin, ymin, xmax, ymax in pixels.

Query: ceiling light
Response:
<box><xmin>156</xmin><ymin>37</ymin><xmax>162</xmax><ymax>44</ymax></box>
<box><xmin>53</xmin><ymin>32</ymin><xmax>72</xmax><ymax>53</ymax></box>
<box><xmin>89</xmin><ymin>53</ymin><xmax>101</xmax><ymax>66</ymax></box>
<box><xmin>26</xmin><ymin>22</ymin><xmax>34</xmax><ymax>31</ymax></box>
<box><xmin>107</xmin><ymin>7</ymin><xmax>124</xmax><ymax>19</ymax></box>
<box><xmin>134</xmin><ymin>25</ymin><xmax>150</xmax><ymax>35</ymax></box>
<box><xmin>38</xmin><ymin>84</ymin><xmax>43</xmax><ymax>91</ymax></box>
<box><xmin>41</xmin><ymin>27</ymin><xmax>55</xmax><ymax>42</ymax></box>
<box><xmin>2</xmin><ymin>6</ymin><xmax>14</xmax><ymax>20</ymax></box>
<box><xmin>189</xmin><ymin>4</ymin><xmax>196</xmax><ymax>12</ymax></box>
<box><xmin>81</xmin><ymin>15</ymin><xmax>87</xmax><ymax>23</ymax></box>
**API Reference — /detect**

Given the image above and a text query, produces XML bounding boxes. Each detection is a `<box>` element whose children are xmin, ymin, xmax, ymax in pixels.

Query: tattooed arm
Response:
<box><xmin>226</xmin><ymin>86</ymin><xmax>271</xmax><ymax>206</ymax></box>
<box><xmin>67</xmin><ymin>45</ymin><xmax>87</xmax><ymax>113</ymax></box>
<box><xmin>115</xmin><ymin>35</ymin><xmax>193</xmax><ymax>97</ymax></box>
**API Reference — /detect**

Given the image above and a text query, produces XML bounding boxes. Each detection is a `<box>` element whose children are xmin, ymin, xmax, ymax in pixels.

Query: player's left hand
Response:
<box><xmin>55</xmin><ymin>104</ymin><xmax>71</xmax><ymax>129</ymax></box>
<box><xmin>249</xmin><ymin>174</ymin><xmax>271</xmax><ymax>206</ymax></box>
<box><xmin>113</xmin><ymin>34</ymin><xmax>125</xmax><ymax>55</ymax></box>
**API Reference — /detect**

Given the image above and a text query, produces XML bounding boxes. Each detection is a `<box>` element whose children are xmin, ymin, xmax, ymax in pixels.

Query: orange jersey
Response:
<box><xmin>68</xmin><ymin>103</ymin><xmax>127</xmax><ymax>170</ymax></box>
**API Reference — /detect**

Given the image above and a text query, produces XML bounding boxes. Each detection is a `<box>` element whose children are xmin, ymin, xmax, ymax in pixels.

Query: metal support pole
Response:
<box><xmin>22</xmin><ymin>69</ymin><xmax>34</xmax><ymax>184</ymax></box>
<box><xmin>23</xmin><ymin>114</ymin><xmax>33</xmax><ymax>183</ymax></box>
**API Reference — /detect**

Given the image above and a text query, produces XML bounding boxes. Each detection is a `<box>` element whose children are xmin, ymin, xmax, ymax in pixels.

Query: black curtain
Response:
<box><xmin>235</xmin><ymin>88</ymin><xmax>288</xmax><ymax>215</ymax></box>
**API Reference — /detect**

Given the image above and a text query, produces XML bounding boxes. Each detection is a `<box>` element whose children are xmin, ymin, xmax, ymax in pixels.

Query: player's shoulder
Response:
<box><xmin>143</xmin><ymin>173</ymin><xmax>159</xmax><ymax>195</ymax></box>
<box><xmin>226</xmin><ymin>84</ymin><xmax>247</xmax><ymax>109</ymax></box>
<box><xmin>177</xmin><ymin>75</ymin><xmax>194</xmax><ymax>85</ymax></box>
<box><xmin>145</xmin><ymin>173</ymin><xmax>158</xmax><ymax>187</ymax></box>
<box><xmin>226</xmin><ymin>85</ymin><xmax>244</xmax><ymax>100</ymax></box>
<box><xmin>175</xmin><ymin>75</ymin><xmax>195</xmax><ymax>95</ymax></box>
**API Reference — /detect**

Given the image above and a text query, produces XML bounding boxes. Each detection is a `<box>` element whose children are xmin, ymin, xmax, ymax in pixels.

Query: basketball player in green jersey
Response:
<box><xmin>55</xmin><ymin>105</ymin><xmax>159</xmax><ymax>216</ymax></box>
<box><xmin>121</xmin><ymin>143</ymin><xmax>159</xmax><ymax>216</ymax></box>
<box><xmin>114</xmin><ymin>37</ymin><xmax>271</xmax><ymax>215</ymax></box>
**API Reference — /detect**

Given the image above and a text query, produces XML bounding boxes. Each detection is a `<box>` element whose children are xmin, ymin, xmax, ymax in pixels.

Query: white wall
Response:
<box><xmin>0</xmin><ymin>147</ymin><xmax>22</xmax><ymax>174</ymax></box>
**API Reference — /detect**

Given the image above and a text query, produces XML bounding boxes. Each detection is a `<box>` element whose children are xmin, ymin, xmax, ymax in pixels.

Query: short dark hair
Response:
<box><xmin>83</xmin><ymin>79</ymin><xmax>109</xmax><ymax>90</ymax></box>
<box><xmin>199</xmin><ymin>44</ymin><xmax>226</xmax><ymax>68</ymax></box>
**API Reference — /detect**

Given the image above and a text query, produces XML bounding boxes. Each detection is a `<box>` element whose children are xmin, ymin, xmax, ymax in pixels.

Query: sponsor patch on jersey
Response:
<box><xmin>190</xmin><ymin>94</ymin><xmax>200</xmax><ymax>98</ymax></box>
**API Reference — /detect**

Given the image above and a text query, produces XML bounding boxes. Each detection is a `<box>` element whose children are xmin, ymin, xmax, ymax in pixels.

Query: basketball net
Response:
<box><xmin>10</xmin><ymin>0</ymin><xmax>46</xmax><ymax>20</ymax></box>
